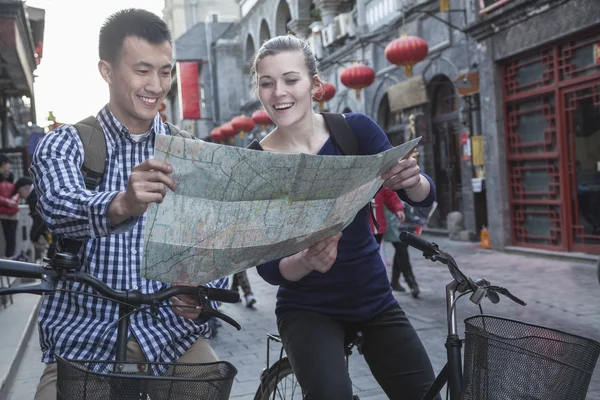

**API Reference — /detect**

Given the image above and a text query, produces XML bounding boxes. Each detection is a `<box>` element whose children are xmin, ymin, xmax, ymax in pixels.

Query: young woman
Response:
<box><xmin>250</xmin><ymin>35</ymin><xmax>440</xmax><ymax>400</ymax></box>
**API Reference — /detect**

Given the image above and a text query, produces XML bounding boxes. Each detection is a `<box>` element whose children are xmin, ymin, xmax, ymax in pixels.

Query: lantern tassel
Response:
<box><xmin>404</xmin><ymin>65</ymin><xmax>413</xmax><ymax>77</ymax></box>
<box><xmin>355</xmin><ymin>89</ymin><xmax>361</xmax><ymax>100</ymax></box>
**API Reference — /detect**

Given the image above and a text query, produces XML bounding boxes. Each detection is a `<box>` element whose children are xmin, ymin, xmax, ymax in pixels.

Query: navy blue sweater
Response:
<box><xmin>256</xmin><ymin>113</ymin><xmax>436</xmax><ymax>322</ymax></box>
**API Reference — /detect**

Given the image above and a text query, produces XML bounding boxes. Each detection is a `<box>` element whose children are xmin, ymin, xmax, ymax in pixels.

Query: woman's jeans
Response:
<box><xmin>278</xmin><ymin>305</ymin><xmax>440</xmax><ymax>400</ymax></box>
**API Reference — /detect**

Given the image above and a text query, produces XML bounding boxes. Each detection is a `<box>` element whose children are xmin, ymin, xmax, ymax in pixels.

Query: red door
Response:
<box><xmin>561</xmin><ymin>84</ymin><xmax>600</xmax><ymax>253</ymax></box>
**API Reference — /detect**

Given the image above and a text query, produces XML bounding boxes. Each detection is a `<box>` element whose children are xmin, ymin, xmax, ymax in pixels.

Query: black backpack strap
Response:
<box><xmin>321</xmin><ymin>113</ymin><xmax>380</xmax><ymax>230</ymax></box>
<box><xmin>247</xmin><ymin>139</ymin><xmax>263</xmax><ymax>150</ymax></box>
<box><xmin>321</xmin><ymin>113</ymin><xmax>361</xmax><ymax>156</ymax></box>
<box><xmin>73</xmin><ymin>116</ymin><xmax>107</xmax><ymax>191</ymax></box>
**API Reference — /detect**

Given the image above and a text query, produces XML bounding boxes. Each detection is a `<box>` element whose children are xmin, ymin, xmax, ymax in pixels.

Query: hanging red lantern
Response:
<box><xmin>340</xmin><ymin>62</ymin><xmax>376</xmax><ymax>100</ymax></box>
<box><xmin>312</xmin><ymin>82</ymin><xmax>336</xmax><ymax>111</ymax></box>
<box><xmin>231</xmin><ymin>115</ymin><xmax>256</xmax><ymax>139</ymax></box>
<box><xmin>384</xmin><ymin>34</ymin><xmax>429</xmax><ymax>77</ymax></box>
<box><xmin>210</xmin><ymin>127</ymin><xmax>223</xmax><ymax>142</ymax></box>
<box><xmin>220</xmin><ymin>122</ymin><xmax>235</xmax><ymax>141</ymax></box>
<box><xmin>251</xmin><ymin>109</ymin><xmax>273</xmax><ymax>131</ymax></box>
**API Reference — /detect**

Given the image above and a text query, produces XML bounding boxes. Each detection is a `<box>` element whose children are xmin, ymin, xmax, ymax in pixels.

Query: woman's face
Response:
<box><xmin>0</xmin><ymin>161</ymin><xmax>11</xmax><ymax>175</ymax></box>
<box><xmin>18</xmin><ymin>185</ymin><xmax>31</xmax><ymax>199</ymax></box>
<box><xmin>256</xmin><ymin>51</ymin><xmax>318</xmax><ymax>128</ymax></box>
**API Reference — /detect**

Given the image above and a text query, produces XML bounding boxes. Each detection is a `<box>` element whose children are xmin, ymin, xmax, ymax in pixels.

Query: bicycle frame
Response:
<box><xmin>421</xmin><ymin>280</ymin><xmax>464</xmax><ymax>400</ymax></box>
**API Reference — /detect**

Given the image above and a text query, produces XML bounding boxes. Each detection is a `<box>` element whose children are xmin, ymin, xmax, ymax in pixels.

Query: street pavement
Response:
<box><xmin>6</xmin><ymin>234</ymin><xmax>600</xmax><ymax>399</ymax></box>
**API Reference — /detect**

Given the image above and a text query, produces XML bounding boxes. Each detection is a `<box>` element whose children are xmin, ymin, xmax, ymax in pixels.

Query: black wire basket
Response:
<box><xmin>56</xmin><ymin>356</ymin><xmax>237</xmax><ymax>400</ymax></box>
<box><xmin>461</xmin><ymin>315</ymin><xmax>600</xmax><ymax>400</ymax></box>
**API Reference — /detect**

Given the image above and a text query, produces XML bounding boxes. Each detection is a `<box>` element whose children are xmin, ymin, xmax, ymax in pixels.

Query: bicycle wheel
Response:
<box><xmin>254</xmin><ymin>357</ymin><xmax>302</xmax><ymax>400</ymax></box>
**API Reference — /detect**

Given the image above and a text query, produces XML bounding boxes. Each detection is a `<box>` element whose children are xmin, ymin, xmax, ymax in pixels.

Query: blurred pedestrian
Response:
<box><xmin>384</xmin><ymin>206</ymin><xmax>420</xmax><ymax>298</ymax></box>
<box><xmin>231</xmin><ymin>270</ymin><xmax>257</xmax><ymax>308</ymax></box>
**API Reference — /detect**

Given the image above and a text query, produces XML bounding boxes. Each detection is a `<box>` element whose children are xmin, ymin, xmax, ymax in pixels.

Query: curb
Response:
<box><xmin>504</xmin><ymin>246</ymin><xmax>598</xmax><ymax>264</ymax></box>
<box><xmin>0</xmin><ymin>296</ymin><xmax>41</xmax><ymax>399</ymax></box>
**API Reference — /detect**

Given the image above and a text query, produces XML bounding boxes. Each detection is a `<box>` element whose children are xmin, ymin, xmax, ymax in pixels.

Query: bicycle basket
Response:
<box><xmin>461</xmin><ymin>315</ymin><xmax>600</xmax><ymax>400</ymax></box>
<box><xmin>56</xmin><ymin>356</ymin><xmax>237</xmax><ymax>400</ymax></box>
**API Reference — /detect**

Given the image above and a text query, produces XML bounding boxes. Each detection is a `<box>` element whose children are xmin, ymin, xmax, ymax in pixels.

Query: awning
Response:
<box><xmin>0</xmin><ymin>2</ymin><xmax>41</xmax><ymax>97</ymax></box>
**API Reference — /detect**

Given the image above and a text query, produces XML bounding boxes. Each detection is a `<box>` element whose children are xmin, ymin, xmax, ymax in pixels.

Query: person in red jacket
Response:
<box><xmin>0</xmin><ymin>156</ymin><xmax>32</xmax><ymax>258</ymax></box>
<box><xmin>369</xmin><ymin>187</ymin><xmax>405</xmax><ymax>244</ymax></box>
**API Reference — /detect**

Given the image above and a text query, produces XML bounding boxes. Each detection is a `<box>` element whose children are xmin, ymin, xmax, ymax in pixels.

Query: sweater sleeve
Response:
<box><xmin>256</xmin><ymin>258</ymin><xmax>289</xmax><ymax>286</ymax></box>
<box><xmin>344</xmin><ymin>113</ymin><xmax>436</xmax><ymax>208</ymax></box>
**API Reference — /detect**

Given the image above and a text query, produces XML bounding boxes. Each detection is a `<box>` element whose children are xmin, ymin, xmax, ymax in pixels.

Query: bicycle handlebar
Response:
<box><xmin>399</xmin><ymin>231</ymin><xmax>440</xmax><ymax>257</ymax></box>
<box><xmin>0</xmin><ymin>257</ymin><xmax>242</xmax><ymax>329</ymax></box>
<box><xmin>399</xmin><ymin>231</ymin><xmax>526</xmax><ymax>307</ymax></box>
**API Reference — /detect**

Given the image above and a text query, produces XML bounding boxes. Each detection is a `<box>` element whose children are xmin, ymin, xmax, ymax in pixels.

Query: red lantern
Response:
<box><xmin>312</xmin><ymin>82</ymin><xmax>336</xmax><ymax>111</ymax></box>
<box><xmin>231</xmin><ymin>115</ymin><xmax>256</xmax><ymax>139</ymax></box>
<box><xmin>340</xmin><ymin>63</ymin><xmax>375</xmax><ymax>100</ymax></box>
<box><xmin>384</xmin><ymin>34</ymin><xmax>429</xmax><ymax>77</ymax></box>
<box><xmin>251</xmin><ymin>109</ymin><xmax>272</xmax><ymax>131</ymax></box>
<box><xmin>220</xmin><ymin>122</ymin><xmax>235</xmax><ymax>141</ymax></box>
<box><xmin>210</xmin><ymin>127</ymin><xmax>223</xmax><ymax>142</ymax></box>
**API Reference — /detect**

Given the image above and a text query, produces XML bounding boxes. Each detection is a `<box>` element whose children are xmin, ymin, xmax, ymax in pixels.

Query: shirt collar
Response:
<box><xmin>96</xmin><ymin>105</ymin><xmax>168</xmax><ymax>147</ymax></box>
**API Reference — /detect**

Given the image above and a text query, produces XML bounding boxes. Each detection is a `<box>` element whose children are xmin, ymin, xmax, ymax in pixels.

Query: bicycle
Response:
<box><xmin>0</xmin><ymin>251</ymin><xmax>244</xmax><ymax>400</ymax></box>
<box><xmin>254</xmin><ymin>232</ymin><xmax>600</xmax><ymax>400</ymax></box>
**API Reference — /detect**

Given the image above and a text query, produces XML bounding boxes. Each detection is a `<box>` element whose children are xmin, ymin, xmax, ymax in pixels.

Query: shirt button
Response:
<box><xmin>133</xmin><ymin>285</ymin><xmax>139</xmax><ymax>290</ymax></box>
<box><xmin>132</xmin><ymin>249</ymin><xmax>137</xmax><ymax>255</ymax></box>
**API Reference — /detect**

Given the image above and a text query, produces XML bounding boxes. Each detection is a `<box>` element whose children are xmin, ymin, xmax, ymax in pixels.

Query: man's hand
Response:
<box><xmin>171</xmin><ymin>282</ymin><xmax>203</xmax><ymax>319</ymax></box>
<box><xmin>108</xmin><ymin>159</ymin><xmax>176</xmax><ymax>226</ymax></box>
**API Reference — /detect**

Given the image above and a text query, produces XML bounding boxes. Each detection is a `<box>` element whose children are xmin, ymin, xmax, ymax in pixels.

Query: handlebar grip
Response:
<box><xmin>205</xmin><ymin>288</ymin><xmax>240</xmax><ymax>304</ymax></box>
<box><xmin>0</xmin><ymin>260</ymin><xmax>45</xmax><ymax>279</ymax></box>
<box><xmin>399</xmin><ymin>231</ymin><xmax>439</xmax><ymax>255</ymax></box>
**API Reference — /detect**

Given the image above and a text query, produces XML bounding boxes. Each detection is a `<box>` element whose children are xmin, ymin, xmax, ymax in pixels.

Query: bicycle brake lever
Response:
<box><xmin>197</xmin><ymin>295</ymin><xmax>242</xmax><ymax>331</ymax></box>
<box><xmin>495</xmin><ymin>287</ymin><xmax>527</xmax><ymax>306</ymax></box>
<box><xmin>203</xmin><ymin>307</ymin><xmax>242</xmax><ymax>331</ymax></box>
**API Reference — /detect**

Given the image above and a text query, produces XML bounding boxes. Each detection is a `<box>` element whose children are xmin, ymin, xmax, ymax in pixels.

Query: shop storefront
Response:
<box><xmin>503</xmin><ymin>27</ymin><xmax>600</xmax><ymax>253</ymax></box>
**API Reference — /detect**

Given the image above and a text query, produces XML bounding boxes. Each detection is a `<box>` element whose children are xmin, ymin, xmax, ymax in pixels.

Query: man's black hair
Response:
<box><xmin>99</xmin><ymin>8</ymin><xmax>172</xmax><ymax>64</ymax></box>
<box><xmin>0</xmin><ymin>153</ymin><xmax>9</xmax><ymax>166</ymax></box>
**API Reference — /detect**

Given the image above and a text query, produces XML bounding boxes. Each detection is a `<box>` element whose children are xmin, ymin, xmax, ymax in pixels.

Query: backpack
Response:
<box><xmin>247</xmin><ymin>112</ymin><xmax>379</xmax><ymax>229</ymax></box>
<box><xmin>58</xmin><ymin>116</ymin><xmax>193</xmax><ymax>256</ymax></box>
<box><xmin>74</xmin><ymin>116</ymin><xmax>193</xmax><ymax>190</ymax></box>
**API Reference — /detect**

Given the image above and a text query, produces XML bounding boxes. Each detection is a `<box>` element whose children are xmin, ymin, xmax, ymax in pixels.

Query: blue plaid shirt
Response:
<box><xmin>30</xmin><ymin>106</ymin><xmax>228</xmax><ymax>367</ymax></box>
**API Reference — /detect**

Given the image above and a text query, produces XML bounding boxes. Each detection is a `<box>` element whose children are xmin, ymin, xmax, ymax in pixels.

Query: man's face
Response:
<box><xmin>101</xmin><ymin>36</ymin><xmax>172</xmax><ymax>133</ymax></box>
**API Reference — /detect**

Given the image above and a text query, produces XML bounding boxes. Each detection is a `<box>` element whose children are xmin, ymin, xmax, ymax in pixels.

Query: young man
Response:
<box><xmin>30</xmin><ymin>9</ymin><xmax>228</xmax><ymax>399</ymax></box>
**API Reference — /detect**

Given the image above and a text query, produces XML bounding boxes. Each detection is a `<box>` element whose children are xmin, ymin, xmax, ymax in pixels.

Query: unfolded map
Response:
<box><xmin>142</xmin><ymin>136</ymin><xmax>421</xmax><ymax>284</ymax></box>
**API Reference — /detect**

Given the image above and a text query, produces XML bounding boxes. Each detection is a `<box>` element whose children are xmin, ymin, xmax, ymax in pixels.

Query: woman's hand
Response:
<box><xmin>381</xmin><ymin>157</ymin><xmax>421</xmax><ymax>191</ymax></box>
<box><xmin>170</xmin><ymin>282</ymin><xmax>202</xmax><ymax>319</ymax></box>
<box><xmin>300</xmin><ymin>233</ymin><xmax>343</xmax><ymax>274</ymax></box>
<box><xmin>279</xmin><ymin>233</ymin><xmax>343</xmax><ymax>281</ymax></box>
<box><xmin>396</xmin><ymin>210</ymin><xmax>406</xmax><ymax>222</ymax></box>
<box><xmin>381</xmin><ymin>156</ymin><xmax>430</xmax><ymax>202</ymax></box>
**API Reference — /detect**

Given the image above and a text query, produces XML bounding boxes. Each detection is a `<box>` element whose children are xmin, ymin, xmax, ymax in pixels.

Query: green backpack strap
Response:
<box><xmin>166</xmin><ymin>122</ymin><xmax>194</xmax><ymax>139</ymax></box>
<box><xmin>73</xmin><ymin>116</ymin><xmax>107</xmax><ymax>191</ymax></box>
<box><xmin>57</xmin><ymin>116</ymin><xmax>107</xmax><ymax>257</ymax></box>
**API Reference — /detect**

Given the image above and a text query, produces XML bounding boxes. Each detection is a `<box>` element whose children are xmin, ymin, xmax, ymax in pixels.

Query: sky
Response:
<box><xmin>25</xmin><ymin>0</ymin><xmax>165</xmax><ymax>126</ymax></box>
